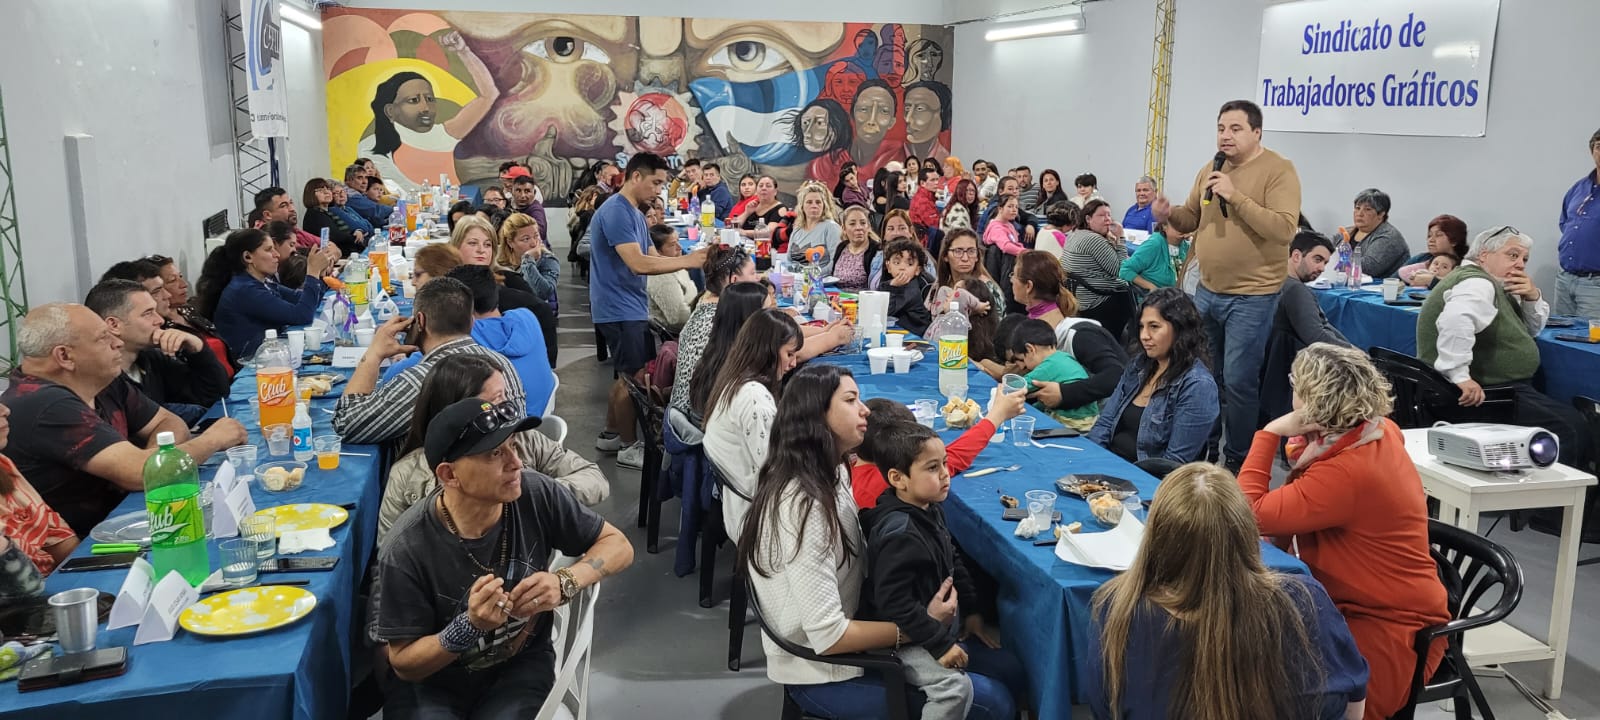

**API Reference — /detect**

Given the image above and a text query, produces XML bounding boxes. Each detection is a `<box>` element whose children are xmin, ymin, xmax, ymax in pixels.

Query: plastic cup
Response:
<box><xmin>1001</xmin><ymin>373</ymin><xmax>1030</xmax><ymax>394</ymax></box>
<box><xmin>314</xmin><ymin>435</ymin><xmax>341</xmax><ymax>470</ymax></box>
<box><xmin>1013</xmin><ymin>416</ymin><xmax>1036</xmax><ymax>447</ymax></box>
<box><xmin>199</xmin><ymin>482</ymin><xmax>216</xmax><ymax>539</ymax></box>
<box><xmin>303</xmin><ymin>324</ymin><xmax>324</xmax><ymax>349</ymax></box>
<box><xmin>1024</xmin><ymin>490</ymin><xmax>1057</xmax><ymax>530</ymax></box>
<box><xmin>892</xmin><ymin>350</ymin><xmax>913</xmax><ymax>373</ymax></box>
<box><xmin>867</xmin><ymin>347</ymin><xmax>892</xmax><ymax>374</ymax></box>
<box><xmin>263</xmin><ymin>424</ymin><xmax>292</xmax><ymax>456</ymax></box>
<box><xmin>355</xmin><ymin>328</ymin><xmax>375</xmax><ymax>347</ymax></box>
<box><xmin>285</xmin><ymin>330</ymin><xmax>305</xmax><ymax>359</ymax></box>
<box><xmin>912</xmin><ymin>399</ymin><xmax>938</xmax><ymax>428</ymax></box>
<box><xmin>49</xmin><ymin>587</ymin><xmax>99</xmax><ymax>653</ymax></box>
<box><xmin>1590</xmin><ymin>320</ymin><xmax>1600</xmax><ymax>343</ymax></box>
<box><xmin>1382</xmin><ymin>278</ymin><xmax>1402</xmax><ymax>302</ymax></box>
<box><xmin>240</xmin><ymin>515</ymin><xmax>276</xmax><ymax>562</ymax></box>
<box><xmin>885</xmin><ymin>333</ymin><xmax>905</xmax><ymax>350</ymax></box>
<box><xmin>226</xmin><ymin>444</ymin><xmax>258</xmax><ymax>477</ymax></box>
<box><xmin>221</xmin><ymin>539</ymin><xmax>259</xmax><ymax>586</ymax></box>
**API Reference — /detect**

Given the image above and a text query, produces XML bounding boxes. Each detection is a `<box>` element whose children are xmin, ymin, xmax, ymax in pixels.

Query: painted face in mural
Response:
<box><xmin>386</xmin><ymin>78</ymin><xmax>438</xmax><ymax>133</ymax></box>
<box><xmin>853</xmin><ymin>86</ymin><xmax>896</xmax><ymax>149</ymax></box>
<box><xmin>904</xmin><ymin>86</ymin><xmax>943</xmax><ymax>145</ymax></box>
<box><xmin>908</xmin><ymin>40</ymin><xmax>944</xmax><ymax>85</ymax></box>
<box><xmin>800</xmin><ymin>106</ymin><xmax>836</xmax><ymax>153</ymax></box>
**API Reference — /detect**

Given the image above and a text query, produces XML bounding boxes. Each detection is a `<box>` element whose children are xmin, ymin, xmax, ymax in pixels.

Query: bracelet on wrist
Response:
<box><xmin>438</xmin><ymin>612</ymin><xmax>489</xmax><ymax>653</ymax></box>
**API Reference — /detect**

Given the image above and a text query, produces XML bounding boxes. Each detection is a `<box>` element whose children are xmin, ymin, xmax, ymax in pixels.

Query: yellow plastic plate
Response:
<box><xmin>179</xmin><ymin>585</ymin><xmax>318</xmax><ymax>637</ymax></box>
<box><xmin>253</xmin><ymin>503</ymin><xmax>349</xmax><ymax>535</ymax></box>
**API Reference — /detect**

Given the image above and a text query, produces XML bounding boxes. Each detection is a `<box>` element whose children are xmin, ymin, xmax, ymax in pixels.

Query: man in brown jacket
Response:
<box><xmin>1155</xmin><ymin>100</ymin><xmax>1302</xmax><ymax>469</ymax></box>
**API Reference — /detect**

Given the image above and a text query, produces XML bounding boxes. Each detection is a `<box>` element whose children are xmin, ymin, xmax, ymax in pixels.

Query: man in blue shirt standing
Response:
<box><xmin>590</xmin><ymin>152</ymin><xmax>707</xmax><ymax>467</ymax></box>
<box><xmin>1557</xmin><ymin>128</ymin><xmax>1600</xmax><ymax>318</ymax></box>
<box><xmin>1122</xmin><ymin>176</ymin><xmax>1158</xmax><ymax>234</ymax></box>
<box><xmin>696</xmin><ymin>162</ymin><xmax>734</xmax><ymax>219</ymax></box>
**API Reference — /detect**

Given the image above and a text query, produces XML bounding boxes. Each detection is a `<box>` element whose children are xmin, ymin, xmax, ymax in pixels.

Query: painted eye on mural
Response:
<box><xmin>524</xmin><ymin>36</ymin><xmax>610</xmax><ymax>65</ymax></box>
<box><xmin>705</xmin><ymin>38</ymin><xmax>792</xmax><ymax>77</ymax></box>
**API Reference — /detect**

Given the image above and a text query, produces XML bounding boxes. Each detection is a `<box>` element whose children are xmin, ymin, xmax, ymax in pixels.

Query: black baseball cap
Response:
<box><xmin>424</xmin><ymin>398</ymin><xmax>542</xmax><ymax>468</ymax></box>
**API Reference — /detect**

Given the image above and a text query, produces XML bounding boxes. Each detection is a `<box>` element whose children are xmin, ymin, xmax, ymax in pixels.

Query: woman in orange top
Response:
<box><xmin>1239</xmin><ymin>342</ymin><xmax>1449</xmax><ymax>720</ymax></box>
<box><xmin>0</xmin><ymin>403</ymin><xmax>77</xmax><ymax>578</ymax></box>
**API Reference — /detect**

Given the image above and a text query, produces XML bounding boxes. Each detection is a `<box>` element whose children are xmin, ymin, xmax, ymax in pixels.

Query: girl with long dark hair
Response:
<box><xmin>739</xmin><ymin>364</ymin><xmax>1017</xmax><ymax>719</ymax></box>
<box><xmin>835</xmin><ymin>165</ymin><xmax>869</xmax><ymax>208</ymax></box>
<box><xmin>701</xmin><ymin>309</ymin><xmax>804</xmax><ymax>536</ymax></box>
<box><xmin>198</xmin><ymin>228</ymin><xmax>335</xmax><ymax>358</ymax></box>
<box><xmin>1089</xmin><ymin>462</ymin><xmax>1369</xmax><ymax>720</ymax></box>
<box><xmin>1035</xmin><ymin>169</ymin><xmax>1069</xmax><ymax>210</ymax></box>
<box><xmin>686</xmin><ymin>279</ymin><xmax>848</xmax><ymax>418</ymax></box>
<box><xmin>668</xmin><ymin>250</ymin><xmax>761</xmax><ymax>416</ymax></box>
<box><xmin>1086</xmin><ymin>288</ymin><xmax>1219</xmax><ymax>473</ymax></box>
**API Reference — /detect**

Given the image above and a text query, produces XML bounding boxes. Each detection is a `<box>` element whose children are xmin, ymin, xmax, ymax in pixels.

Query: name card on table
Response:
<box><xmin>331</xmin><ymin>346</ymin><xmax>365</xmax><ymax>368</ymax></box>
<box><xmin>212</xmin><ymin>477</ymin><xmax>257</xmax><ymax>539</ymax></box>
<box><xmin>108</xmin><ymin>557</ymin><xmax>156</xmax><ymax>629</ymax></box>
<box><xmin>133</xmin><ymin>570</ymin><xmax>200</xmax><ymax>645</ymax></box>
<box><xmin>211</xmin><ymin>462</ymin><xmax>239</xmax><ymax>497</ymax></box>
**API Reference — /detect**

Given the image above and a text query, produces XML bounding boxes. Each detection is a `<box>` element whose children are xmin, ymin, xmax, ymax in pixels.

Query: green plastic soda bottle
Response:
<box><xmin>143</xmin><ymin>431</ymin><xmax>210</xmax><ymax>586</ymax></box>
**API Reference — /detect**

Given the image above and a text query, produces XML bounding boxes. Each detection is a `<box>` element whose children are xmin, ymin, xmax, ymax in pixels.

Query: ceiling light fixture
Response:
<box><xmin>984</xmin><ymin>11</ymin><xmax>1086</xmax><ymax>42</ymax></box>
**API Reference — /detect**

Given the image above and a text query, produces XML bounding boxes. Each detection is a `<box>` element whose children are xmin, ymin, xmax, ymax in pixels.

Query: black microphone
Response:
<box><xmin>1203</xmin><ymin>151</ymin><xmax>1230</xmax><ymax>218</ymax></box>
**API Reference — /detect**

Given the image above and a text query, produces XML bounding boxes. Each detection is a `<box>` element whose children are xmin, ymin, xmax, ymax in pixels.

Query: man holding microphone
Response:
<box><xmin>1153</xmin><ymin>100</ymin><xmax>1302</xmax><ymax>470</ymax></box>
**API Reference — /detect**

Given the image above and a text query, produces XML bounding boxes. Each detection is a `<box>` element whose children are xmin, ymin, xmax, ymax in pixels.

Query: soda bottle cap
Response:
<box><xmin>155</xmin><ymin>431</ymin><xmax>176</xmax><ymax>446</ymax></box>
<box><xmin>264</xmin><ymin>329</ymin><xmax>278</xmax><ymax>339</ymax></box>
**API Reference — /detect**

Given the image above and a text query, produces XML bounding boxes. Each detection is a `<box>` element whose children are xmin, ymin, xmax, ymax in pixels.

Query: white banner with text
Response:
<box><xmin>1256</xmin><ymin>0</ymin><xmax>1500</xmax><ymax>137</ymax></box>
<box><xmin>239</xmin><ymin>0</ymin><xmax>289</xmax><ymax>138</ymax></box>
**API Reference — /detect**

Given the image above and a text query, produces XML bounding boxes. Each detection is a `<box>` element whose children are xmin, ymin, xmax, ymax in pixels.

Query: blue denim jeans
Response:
<box><xmin>787</xmin><ymin>642</ymin><xmax>1025</xmax><ymax>720</ymax></box>
<box><xmin>1194</xmin><ymin>284</ymin><xmax>1280</xmax><ymax>466</ymax></box>
<box><xmin>1555</xmin><ymin>271</ymin><xmax>1600</xmax><ymax>318</ymax></box>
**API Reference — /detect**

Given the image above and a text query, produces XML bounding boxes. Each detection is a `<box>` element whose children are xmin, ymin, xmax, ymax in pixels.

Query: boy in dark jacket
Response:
<box><xmin>880</xmin><ymin>239</ymin><xmax>933</xmax><ymax>336</ymax></box>
<box><xmin>858</xmin><ymin>421</ymin><xmax>984</xmax><ymax>720</ymax></box>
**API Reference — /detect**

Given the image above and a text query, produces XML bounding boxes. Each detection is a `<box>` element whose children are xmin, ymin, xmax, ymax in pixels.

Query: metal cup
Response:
<box><xmin>48</xmin><ymin>587</ymin><xmax>99</xmax><ymax>653</ymax></box>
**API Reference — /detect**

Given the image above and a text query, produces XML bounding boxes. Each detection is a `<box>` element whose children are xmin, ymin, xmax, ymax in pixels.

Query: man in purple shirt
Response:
<box><xmin>1556</xmin><ymin>128</ymin><xmax>1600</xmax><ymax>317</ymax></box>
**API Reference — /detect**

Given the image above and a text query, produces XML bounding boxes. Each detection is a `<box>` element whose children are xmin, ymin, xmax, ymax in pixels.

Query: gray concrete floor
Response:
<box><xmin>393</xmin><ymin>221</ymin><xmax>1600</xmax><ymax>719</ymax></box>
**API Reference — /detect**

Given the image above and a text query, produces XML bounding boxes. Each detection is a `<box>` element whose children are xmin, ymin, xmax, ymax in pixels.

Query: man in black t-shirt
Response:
<box><xmin>376</xmin><ymin>398</ymin><xmax>633</xmax><ymax>718</ymax></box>
<box><xmin>0</xmin><ymin>304</ymin><xmax>247</xmax><ymax>536</ymax></box>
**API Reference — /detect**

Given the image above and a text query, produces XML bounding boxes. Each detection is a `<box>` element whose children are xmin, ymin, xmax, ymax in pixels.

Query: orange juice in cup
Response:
<box><xmin>313</xmin><ymin>435</ymin><xmax>341</xmax><ymax>470</ymax></box>
<box><xmin>1590</xmin><ymin>319</ymin><xmax>1600</xmax><ymax>342</ymax></box>
<box><xmin>405</xmin><ymin>202</ymin><xmax>418</xmax><ymax>232</ymax></box>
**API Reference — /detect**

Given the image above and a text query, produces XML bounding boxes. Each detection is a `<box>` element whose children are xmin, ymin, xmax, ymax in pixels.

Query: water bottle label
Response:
<box><xmin>938</xmin><ymin>337</ymin><xmax>969</xmax><ymax>370</ymax></box>
<box><xmin>147</xmin><ymin>494</ymin><xmax>204</xmax><ymax>547</ymax></box>
<box><xmin>292</xmin><ymin>427</ymin><xmax>312</xmax><ymax>452</ymax></box>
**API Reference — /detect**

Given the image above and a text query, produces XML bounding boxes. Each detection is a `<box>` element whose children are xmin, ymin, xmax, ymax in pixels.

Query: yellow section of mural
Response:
<box><xmin>325</xmin><ymin>58</ymin><xmax>476</xmax><ymax>176</ymax></box>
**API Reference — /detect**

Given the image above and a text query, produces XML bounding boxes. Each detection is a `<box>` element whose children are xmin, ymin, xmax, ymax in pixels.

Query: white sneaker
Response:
<box><xmin>595</xmin><ymin>432</ymin><xmax>623</xmax><ymax>453</ymax></box>
<box><xmin>617</xmin><ymin>442</ymin><xmax>645</xmax><ymax>470</ymax></box>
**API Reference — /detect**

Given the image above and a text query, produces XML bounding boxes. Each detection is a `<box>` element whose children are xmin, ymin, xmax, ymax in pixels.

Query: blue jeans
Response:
<box><xmin>788</xmin><ymin>642</ymin><xmax>1025</xmax><ymax>720</ymax></box>
<box><xmin>1194</xmin><ymin>284</ymin><xmax>1280</xmax><ymax>465</ymax></box>
<box><xmin>1555</xmin><ymin>271</ymin><xmax>1600</xmax><ymax>318</ymax></box>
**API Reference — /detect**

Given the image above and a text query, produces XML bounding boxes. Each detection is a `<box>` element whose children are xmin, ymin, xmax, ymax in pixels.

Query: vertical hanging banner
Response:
<box><xmin>1256</xmin><ymin>0</ymin><xmax>1500</xmax><ymax>137</ymax></box>
<box><xmin>240</xmin><ymin>0</ymin><xmax>289</xmax><ymax>138</ymax></box>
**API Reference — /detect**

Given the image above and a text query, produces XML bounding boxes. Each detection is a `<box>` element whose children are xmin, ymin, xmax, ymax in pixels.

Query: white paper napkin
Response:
<box><xmin>278</xmin><ymin>528</ymin><xmax>336</xmax><ymax>554</ymax></box>
<box><xmin>1055</xmin><ymin>514</ymin><xmax>1145</xmax><ymax>571</ymax></box>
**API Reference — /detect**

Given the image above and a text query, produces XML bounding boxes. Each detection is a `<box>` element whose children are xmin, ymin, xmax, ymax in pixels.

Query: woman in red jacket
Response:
<box><xmin>1239</xmin><ymin>342</ymin><xmax>1449</xmax><ymax>720</ymax></box>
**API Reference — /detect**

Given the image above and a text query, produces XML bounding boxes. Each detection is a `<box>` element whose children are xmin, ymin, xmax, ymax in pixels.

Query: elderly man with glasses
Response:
<box><xmin>1417</xmin><ymin>226</ymin><xmax>1587</xmax><ymax>465</ymax></box>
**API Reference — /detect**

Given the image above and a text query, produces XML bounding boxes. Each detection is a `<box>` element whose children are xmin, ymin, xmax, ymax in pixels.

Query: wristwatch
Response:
<box><xmin>554</xmin><ymin>567</ymin><xmax>579</xmax><ymax>605</ymax></box>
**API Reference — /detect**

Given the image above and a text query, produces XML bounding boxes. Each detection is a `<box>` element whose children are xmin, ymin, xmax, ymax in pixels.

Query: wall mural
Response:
<box><xmin>322</xmin><ymin>9</ymin><xmax>952</xmax><ymax>202</ymax></box>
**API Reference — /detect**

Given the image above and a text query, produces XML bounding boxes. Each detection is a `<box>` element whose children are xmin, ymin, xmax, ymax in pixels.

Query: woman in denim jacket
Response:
<box><xmin>1087</xmin><ymin>288</ymin><xmax>1219</xmax><ymax>477</ymax></box>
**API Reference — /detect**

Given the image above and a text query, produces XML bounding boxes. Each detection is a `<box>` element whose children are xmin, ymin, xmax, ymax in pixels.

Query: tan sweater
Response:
<box><xmin>1167</xmin><ymin>148</ymin><xmax>1301</xmax><ymax>295</ymax></box>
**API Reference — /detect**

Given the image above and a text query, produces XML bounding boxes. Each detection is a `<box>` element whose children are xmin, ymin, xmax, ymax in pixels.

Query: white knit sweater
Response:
<box><xmin>703</xmin><ymin>381</ymin><xmax>776</xmax><ymax>539</ymax></box>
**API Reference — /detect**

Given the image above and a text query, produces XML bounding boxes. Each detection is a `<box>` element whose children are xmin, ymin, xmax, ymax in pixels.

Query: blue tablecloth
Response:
<box><xmin>1315</xmin><ymin>286</ymin><xmax>1600</xmax><ymax>403</ymax></box>
<box><xmin>827</xmin><ymin>352</ymin><xmax>1306</xmax><ymax>718</ymax></box>
<box><xmin>3</xmin><ymin>356</ymin><xmax>381</xmax><ymax>719</ymax></box>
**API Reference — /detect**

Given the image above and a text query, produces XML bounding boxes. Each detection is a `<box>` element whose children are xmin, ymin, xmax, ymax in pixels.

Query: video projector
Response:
<box><xmin>1426</xmin><ymin>423</ymin><xmax>1560</xmax><ymax>472</ymax></box>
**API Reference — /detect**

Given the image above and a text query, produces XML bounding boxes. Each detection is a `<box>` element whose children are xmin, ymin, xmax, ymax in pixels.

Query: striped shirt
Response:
<box><xmin>1059</xmin><ymin>229</ymin><xmax>1131</xmax><ymax>310</ymax></box>
<box><xmin>333</xmin><ymin>337</ymin><xmax>526</xmax><ymax>446</ymax></box>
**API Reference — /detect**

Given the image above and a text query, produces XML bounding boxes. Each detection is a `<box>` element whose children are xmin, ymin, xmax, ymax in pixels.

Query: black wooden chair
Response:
<box><xmin>1565</xmin><ymin>396</ymin><xmax>1600</xmax><ymax>565</ymax></box>
<box><xmin>620</xmin><ymin>374</ymin><xmax>666</xmax><ymax>553</ymax></box>
<box><xmin>1390</xmin><ymin>520</ymin><xmax>1524</xmax><ymax>720</ymax></box>
<box><xmin>703</xmin><ymin>451</ymin><xmax>754</xmax><ymax>671</ymax></box>
<box><xmin>1368</xmin><ymin>347</ymin><xmax>1518</xmax><ymax>429</ymax></box>
<box><xmin>747</xmin><ymin>578</ymin><xmax>912</xmax><ymax>720</ymax></box>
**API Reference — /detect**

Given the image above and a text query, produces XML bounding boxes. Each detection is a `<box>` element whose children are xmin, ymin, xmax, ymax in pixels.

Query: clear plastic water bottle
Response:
<box><xmin>1336</xmin><ymin>237</ymin><xmax>1352</xmax><ymax>283</ymax></box>
<box><xmin>937</xmin><ymin>301</ymin><xmax>971</xmax><ymax>399</ymax></box>
<box><xmin>1347</xmin><ymin>242</ymin><xmax>1364</xmax><ymax>289</ymax></box>
<box><xmin>291</xmin><ymin>402</ymin><xmax>314</xmax><ymax>462</ymax></box>
<box><xmin>143</xmin><ymin>432</ymin><xmax>210</xmax><ymax>586</ymax></box>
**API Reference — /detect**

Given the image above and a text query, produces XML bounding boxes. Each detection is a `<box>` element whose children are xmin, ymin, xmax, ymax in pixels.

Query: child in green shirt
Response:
<box><xmin>980</xmin><ymin>318</ymin><xmax>1099</xmax><ymax>431</ymax></box>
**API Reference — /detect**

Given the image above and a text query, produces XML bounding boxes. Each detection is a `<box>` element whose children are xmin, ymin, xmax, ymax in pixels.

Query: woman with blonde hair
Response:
<box><xmin>830</xmin><ymin>204</ymin><xmax>881</xmax><ymax>292</ymax></box>
<box><xmin>497</xmin><ymin>212</ymin><xmax>560</xmax><ymax>311</ymax></box>
<box><xmin>449</xmin><ymin>213</ymin><xmax>558</xmax><ymax>364</ymax></box>
<box><xmin>1088</xmin><ymin>462</ymin><xmax>1370</xmax><ymax>720</ymax></box>
<box><xmin>1241</xmin><ymin>343</ymin><xmax>1448</xmax><ymax>720</ymax></box>
<box><xmin>788</xmin><ymin>181</ymin><xmax>843</xmax><ymax>266</ymax></box>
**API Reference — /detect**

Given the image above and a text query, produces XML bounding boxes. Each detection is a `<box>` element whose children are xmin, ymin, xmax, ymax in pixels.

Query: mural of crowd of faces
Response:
<box><xmin>322</xmin><ymin>9</ymin><xmax>952</xmax><ymax>201</ymax></box>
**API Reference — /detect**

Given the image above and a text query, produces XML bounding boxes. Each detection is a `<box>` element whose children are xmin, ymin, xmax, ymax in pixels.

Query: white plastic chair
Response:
<box><xmin>537</xmin><ymin>554</ymin><xmax>599</xmax><ymax>720</ymax></box>
<box><xmin>538</xmin><ymin>415</ymin><xmax>569</xmax><ymax>446</ymax></box>
<box><xmin>543</xmin><ymin>374</ymin><xmax>560</xmax><ymax>418</ymax></box>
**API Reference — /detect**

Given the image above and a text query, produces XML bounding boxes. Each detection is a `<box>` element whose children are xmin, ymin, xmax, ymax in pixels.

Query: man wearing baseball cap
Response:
<box><xmin>375</xmin><ymin>397</ymin><xmax>633</xmax><ymax>716</ymax></box>
<box><xmin>504</xmin><ymin>166</ymin><xmax>549</xmax><ymax>239</ymax></box>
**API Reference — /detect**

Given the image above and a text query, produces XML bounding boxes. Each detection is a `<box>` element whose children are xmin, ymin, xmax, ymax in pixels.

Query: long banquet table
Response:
<box><xmin>3</xmin><ymin>356</ymin><xmax>381</xmax><ymax>719</ymax></box>
<box><xmin>1315</xmin><ymin>286</ymin><xmax>1600</xmax><ymax>404</ymax></box>
<box><xmin>825</xmin><ymin>350</ymin><xmax>1307</xmax><ymax>717</ymax></box>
